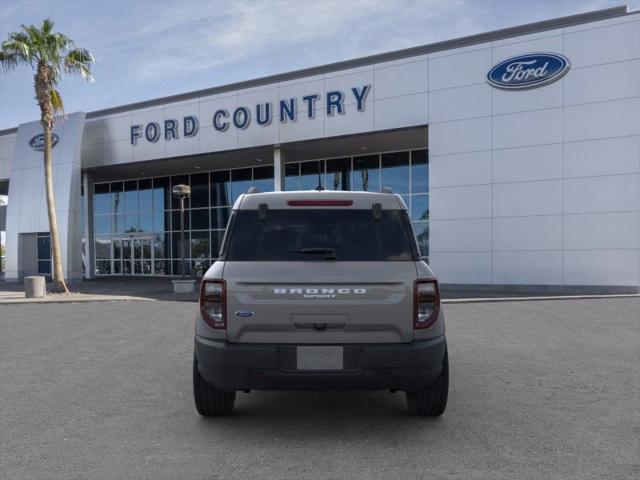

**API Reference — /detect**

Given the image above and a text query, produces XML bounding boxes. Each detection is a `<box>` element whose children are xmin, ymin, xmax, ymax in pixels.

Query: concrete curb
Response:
<box><xmin>0</xmin><ymin>295</ymin><xmax>155</xmax><ymax>304</ymax></box>
<box><xmin>442</xmin><ymin>293</ymin><xmax>640</xmax><ymax>304</ymax></box>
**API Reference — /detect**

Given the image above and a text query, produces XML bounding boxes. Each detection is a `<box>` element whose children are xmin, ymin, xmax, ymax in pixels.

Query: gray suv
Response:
<box><xmin>193</xmin><ymin>190</ymin><xmax>448</xmax><ymax>416</ymax></box>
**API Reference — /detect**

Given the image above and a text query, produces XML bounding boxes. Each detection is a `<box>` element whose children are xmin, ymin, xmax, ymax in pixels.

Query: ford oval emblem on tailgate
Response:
<box><xmin>235</xmin><ymin>311</ymin><xmax>254</xmax><ymax>318</ymax></box>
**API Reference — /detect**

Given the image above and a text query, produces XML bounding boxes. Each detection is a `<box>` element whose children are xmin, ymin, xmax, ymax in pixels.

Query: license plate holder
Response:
<box><xmin>296</xmin><ymin>346</ymin><xmax>344</xmax><ymax>371</ymax></box>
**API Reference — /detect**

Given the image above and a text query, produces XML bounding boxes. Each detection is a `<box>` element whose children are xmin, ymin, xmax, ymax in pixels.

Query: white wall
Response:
<box><xmin>428</xmin><ymin>13</ymin><xmax>640</xmax><ymax>287</ymax></box>
<box><xmin>0</xmin><ymin>133</ymin><xmax>16</xmax><ymax>181</ymax></box>
<box><xmin>5</xmin><ymin>113</ymin><xmax>85</xmax><ymax>280</ymax></box>
<box><xmin>81</xmin><ymin>57</ymin><xmax>429</xmax><ymax>168</ymax></box>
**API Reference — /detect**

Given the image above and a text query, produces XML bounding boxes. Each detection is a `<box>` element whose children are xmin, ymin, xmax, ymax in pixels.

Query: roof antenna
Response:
<box><xmin>315</xmin><ymin>161</ymin><xmax>324</xmax><ymax>191</ymax></box>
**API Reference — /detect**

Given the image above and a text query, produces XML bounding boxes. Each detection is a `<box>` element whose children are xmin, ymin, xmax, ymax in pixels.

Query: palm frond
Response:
<box><xmin>0</xmin><ymin>51</ymin><xmax>20</xmax><ymax>70</ymax></box>
<box><xmin>50</xmin><ymin>88</ymin><xmax>64</xmax><ymax>113</ymax></box>
<box><xmin>64</xmin><ymin>47</ymin><xmax>94</xmax><ymax>81</ymax></box>
<box><xmin>41</xmin><ymin>18</ymin><xmax>54</xmax><ymax>35</ymax></box>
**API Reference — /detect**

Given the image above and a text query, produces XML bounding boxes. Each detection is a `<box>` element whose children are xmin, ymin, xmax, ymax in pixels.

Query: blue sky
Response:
<box><xmin>0</xmin><ymin>0</ymin><xmax>634</xmax><ymax>130</ymax></box>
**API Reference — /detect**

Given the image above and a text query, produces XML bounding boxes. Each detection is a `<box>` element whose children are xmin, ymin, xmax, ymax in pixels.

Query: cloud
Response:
<box><xmin>91</xmin><ymin>0</ymin><xmax>475</xmax><ymax>81</ymax></box>
<box><xmin>0</xmin><ymin>0</ymin><xmax>626</xmax><ymax>129</ymax></box>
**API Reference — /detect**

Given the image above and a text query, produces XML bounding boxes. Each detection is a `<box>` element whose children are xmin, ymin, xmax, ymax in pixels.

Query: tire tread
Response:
<box><xmin>193</xmin><ymin>360</ymin><xmax>236</xmax><ymax>416</ymax></box>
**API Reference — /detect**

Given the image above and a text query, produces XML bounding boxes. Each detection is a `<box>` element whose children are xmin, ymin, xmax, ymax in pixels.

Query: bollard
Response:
<box><xmin>24</xmin><ymin>276</ymin><xmax>46</xmax><ymax>298</ymax></box>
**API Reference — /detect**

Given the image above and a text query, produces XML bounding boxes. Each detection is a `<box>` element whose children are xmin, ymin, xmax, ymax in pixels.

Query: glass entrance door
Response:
<box><xmin>113</xmin><ymin>236</ymin><xmax>153</xmax><ymax>275</ymax></box>
<box><xmin>133</xmin><ymin>237</ymin><xmax>153</xmax><ymax>275</ymax></box>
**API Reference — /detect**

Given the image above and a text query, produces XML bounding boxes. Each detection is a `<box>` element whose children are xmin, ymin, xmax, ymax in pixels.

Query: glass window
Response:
<box><xmin>211</xmin><ymin>230</ymin><xmax>225</xmax><ymax>258</ymax></box>
<box><xmin>381</xmin><ymin>151</ymin><xmax>410</xmax><ymax>194</ymax></box>
<box><xmin>190</xmin><ymin>231</ymin><xmax>210</xmax><ymax>259</ymax></box>
<box><xmin>124</xmin><ymin>213</ymin><xmax>139</xmax><ymax>233</ymax></box>
<box><xmin>253</xmin><ymin>166</ymin><xmax>274</xmax><ymax>193</ymax></box>
<box><xmin>96</xmin><ymin>260</ymin><xmax>111</xmax><ymax>275</ymax></box>
<box><xmin>124</xmin><ymin>180</ymin><xmax>138</xmax><ymax>212</ymax></box>
<box><xmin>113</xmin><ymin>238</ymin><xmax>122</xmax><ymax>260</ymax></box>
<box><xmin>110</xmin><ymin>182</ymin><xmax>123</xmax><ymax>215</ymax></box>
<box><xmin>411</xmin><ymin>150</ymin><xmax>428</xmax><ymax>193</ymax></box>
<box><xmin>94</xmin><ymin>183</ymin><xmax>110</xmax><ymax>214</ymax></box>
<box><xmin>225</xmin><ymin>210</ymin><xmax>416</xmax><ymax>261</ymax></box>
<box><xmin>353</xmin><ymin>155</ymin><xmax>380</xmax><ymax>192</ymax></box>
<box><xmin>326</xmin><ymin>158</ymin><xmax>350</xmax><ymax>191</ymax></box>
<box><xmin>95</xmin><ymin>237</ymin><xmax>111</xmax><ymax>259</ymax></box>
<box><xmin>153</xmin><ymin>233</ymin><xmax>168</xmax><ymax>259</ymax></box>
<box><xmin>112</xmin><ymin>214</ymin><xmax>124</xmax><ymax>234</ymax></box>
<box><xmin>190</xmin><ymin>173</ymin><xmax>209</xmax><ymax>208</ymax></box>
<box><xmin>412</xmin><ymin>222</ymin><xmax>428</xmax><ymax>257</ymax></box>
<box><xmin>138</xmin><ymin>179</ymin><xmax>153</xmax><ymax>212</ymax></box>
<box><xmin>154</xmin><ymin>211</ymin><xmax>169</xmax><ymax>232</ymax></box>
<box><xmin>191</xmin><ymin>208</ymin><xmax>209</xmax><ymax>230</ymax></box>
<box><xmin>300</xmin><ymin>161</ymin><xmax>323</xmax><ymax>190</ymax></box>
<box><xmin>94</xmin><ymin>215</ymin><xmax>110</xmax><ymax>235</ymax></box>
<box><xmin>211</xmin><ymin>207</ymin><xmax>230</xmax><ymax>230</ymax></box>
<box><xmin>211</xmin><ymin>171</ymin><xmax>230</xmax><ymax>207</ymax></box>
<box><xmin>171</xmin><ymin>210</ymin><xmax>190</xmax><ymax>231</ymax></box>
<box><xmin>154</xmin><ymin>260</ymin><xmax>170</xmax><ymax>275</ymax></box>
<box><xmin>153</xmin><ymin>177</ymin><xmax>170</xmax><ymax>211</ymax></box>
<box><xmin>172</xmin><ymin>232</ymin><xmax>188</xmax><ymax>258</ymax></box>
<box><xmin>411</xmin><ymin>194</ymin><xmax>429</xmax><ymax>221</ymax></box>
<box><xmin>139</xmin><ymin>212</ymin><xmax>153</xmax><ymax>232</ymax></box>
<box><xmin>285</xmin><ymin>163</ymin><xmax>299</xmax><ymax>191</ymax></box>
<box><xmin>191</xmin><ymin>259</ymin><xmax>211</xmax><ymax>276</ymax></box>
<box><xmin>173</xmin><ymin>260</ymin><xmax>189</xmax><ymax>276</ymax></box>
<box><xmin>171</xmin><ymin>175</ymin><xmax>190</xmax><ymax>209</ymax></box>
<box><xmin>38</xmin><ymin>260</ymin><xmax>51</xmax><ymax>274</ymax></box>
<box><xmin>37</xmin><ymin>235</ymin><xmax>51</xmax><ymax>260</ymax></box>
<box><xmin>231</xmin><ymin>168</ymin><xmax>252</xmax><ymax>202</ymax></box>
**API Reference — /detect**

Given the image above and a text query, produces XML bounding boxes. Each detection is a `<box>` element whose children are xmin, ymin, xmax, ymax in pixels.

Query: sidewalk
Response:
<box><xmin>0</xmin><ymin>277</ymin><xmax>198</xmax><ymax>304</ymax></box>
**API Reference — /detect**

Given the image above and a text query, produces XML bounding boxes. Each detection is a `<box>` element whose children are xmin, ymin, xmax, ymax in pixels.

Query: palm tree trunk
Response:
<box><xmin>43</xmin><ymin>122</ymin><xmax>69</xmax><ymax>294</ymax></box>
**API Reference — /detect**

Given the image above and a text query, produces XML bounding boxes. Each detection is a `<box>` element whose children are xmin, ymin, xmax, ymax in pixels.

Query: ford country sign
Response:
<box><xmin>487</xmin><ymin>53</ymin><xmax>570</xmax><ymax>90</ymax></box>
<box><xmin>29</xmin><ymin>133</ymin><xmax>59</xmax><ymax>151</ymax></box>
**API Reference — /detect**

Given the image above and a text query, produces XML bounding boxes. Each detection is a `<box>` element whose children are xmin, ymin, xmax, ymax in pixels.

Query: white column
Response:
<box><xmin>83</xmin><ymin>172</ymin><xmax>94</xmax><ymax>279</ymax></box>
<box><xmin>273</xmin><ymin>147</ymin><xmax>286</xmax><ymax>191</ymax></box>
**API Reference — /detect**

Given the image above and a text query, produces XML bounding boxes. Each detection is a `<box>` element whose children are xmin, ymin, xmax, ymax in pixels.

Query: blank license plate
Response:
<box><xmin>296</xmin><ymin>346</ymin><xmax>343</xmax><ymax>370</ymax></box>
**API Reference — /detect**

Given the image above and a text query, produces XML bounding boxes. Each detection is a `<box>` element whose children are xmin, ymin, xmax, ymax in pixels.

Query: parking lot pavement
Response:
<box><xmin>0</xmin><ymin>298</ymin><xmax>638</xmax><ymax>480</ymax></box>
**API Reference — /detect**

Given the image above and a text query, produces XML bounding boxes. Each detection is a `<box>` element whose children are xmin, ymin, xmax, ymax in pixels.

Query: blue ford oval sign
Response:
<box><xmin>487</xmin><ymin>53</ymin><xmax>570</xmax><ymax>90</ymax></box>
<box><xmin>29</xmin><ymin>133</ymin><xmax>59</xmax><ymax>151</ymax></box>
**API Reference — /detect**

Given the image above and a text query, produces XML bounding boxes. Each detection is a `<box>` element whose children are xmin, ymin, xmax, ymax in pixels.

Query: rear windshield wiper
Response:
<box><xmin>288</xmin><ymin>247</ymin><xmax>337</xmax><ymax>260</ymax></box>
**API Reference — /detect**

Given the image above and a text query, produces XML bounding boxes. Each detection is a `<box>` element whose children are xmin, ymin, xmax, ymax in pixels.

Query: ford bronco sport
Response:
<box><xmin>193</xmin><ymin>190</ymin><xmax>448</xmax><ymax>416</ymax></box>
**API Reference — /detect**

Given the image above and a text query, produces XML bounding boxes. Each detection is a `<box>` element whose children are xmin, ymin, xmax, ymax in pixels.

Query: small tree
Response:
<box><xmin>0</xmin><ymin>18</ymin><xmax>94</xmax><ymax>292</ymax></box>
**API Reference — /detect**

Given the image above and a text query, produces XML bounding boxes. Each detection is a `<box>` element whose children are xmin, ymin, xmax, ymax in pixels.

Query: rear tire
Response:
<box><xmin>405</xmin><ymin>349</ymin><xmax>449</xmax><ymax>416</ymax></box>
<box><xmin>193</xmin><ymin>359</ymin><xmax>236</xmax><ymax>416</ymax></box>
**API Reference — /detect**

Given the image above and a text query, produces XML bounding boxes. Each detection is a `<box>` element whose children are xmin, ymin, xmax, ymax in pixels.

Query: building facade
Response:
<box><xmin>0</xmin><ymin>6</ymin><xmax>639</xmax><ymax>291</ymax></box>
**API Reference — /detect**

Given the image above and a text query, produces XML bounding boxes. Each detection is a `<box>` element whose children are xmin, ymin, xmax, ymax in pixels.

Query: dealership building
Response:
<box><xmin>0</xmin><ymin>6</ymin><xmax>639</xmax><ymax>292</ymax></box>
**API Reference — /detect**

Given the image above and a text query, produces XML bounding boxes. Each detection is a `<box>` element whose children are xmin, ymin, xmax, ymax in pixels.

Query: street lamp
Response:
<box><xmin>172</xmin><ymin>184</ymin><xmax>191</xmax><ymax>277</ymax></box>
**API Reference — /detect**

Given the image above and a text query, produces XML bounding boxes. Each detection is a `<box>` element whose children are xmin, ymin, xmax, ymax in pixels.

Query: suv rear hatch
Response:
<box><xmin>221</xmin><ymin>206</ymin><xmax>419</xmax><ymax>344</ymax></box>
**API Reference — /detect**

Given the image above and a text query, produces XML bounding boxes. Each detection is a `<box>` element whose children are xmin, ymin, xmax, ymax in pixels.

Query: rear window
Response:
<box><xmin>224</xmin><ymin>209</ymin><xmax>417</xmax><ymax>261</ymax></box>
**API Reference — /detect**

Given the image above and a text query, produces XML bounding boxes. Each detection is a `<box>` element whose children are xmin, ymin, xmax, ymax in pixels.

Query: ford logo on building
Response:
<box><xmin>487</xmin><ymin>53</ymin><xmax>570</xmax><ymax>90</ymax></box>
<box><xmin>29</xmin><ymin>133</ymin><xmax>59</xmax><ymax>151</ymax></box>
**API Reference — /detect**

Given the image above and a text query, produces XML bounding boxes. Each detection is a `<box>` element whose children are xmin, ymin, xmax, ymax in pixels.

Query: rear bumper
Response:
<box><xmin>194</xmin><ymin>335</ymin><xmax>447</xmax><ymax>392</ymax></box>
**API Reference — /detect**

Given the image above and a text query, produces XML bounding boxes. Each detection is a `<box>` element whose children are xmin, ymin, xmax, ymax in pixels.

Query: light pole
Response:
<box><xmin>172</xmin><ymin>184</ymin><xmax>191</xmax><ymax>278</ymax></box>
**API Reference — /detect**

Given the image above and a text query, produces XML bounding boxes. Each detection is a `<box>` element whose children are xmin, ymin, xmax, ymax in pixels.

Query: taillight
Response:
<box><xmin>200</xmin><ymin>279</ymin><xmax>226</xmax><ymax>329</ymax></box>
<box><xmin>414</xmin><ymin>279</ymin><xmax>440</xmax><ymax>329</ymax></box>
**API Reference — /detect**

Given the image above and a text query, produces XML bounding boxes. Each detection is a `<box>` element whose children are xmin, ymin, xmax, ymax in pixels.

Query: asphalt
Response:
<box><xmin>0</xmin><ymin>298</ymin><xmax>638</xmax><ymax>480</ymax></box>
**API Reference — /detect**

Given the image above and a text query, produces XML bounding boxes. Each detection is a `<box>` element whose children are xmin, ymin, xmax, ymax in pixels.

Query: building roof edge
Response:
<box><xmin>0</xmin><ymin>5</ymin><xmax>631</xmax><ymax>135</ymax></box>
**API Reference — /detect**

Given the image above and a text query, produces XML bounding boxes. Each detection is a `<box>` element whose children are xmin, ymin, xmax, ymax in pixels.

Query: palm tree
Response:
<box><xmin>0</xmin><ymin>18</ymin><xmax>94</xmax><ymax>293</ymax></box>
